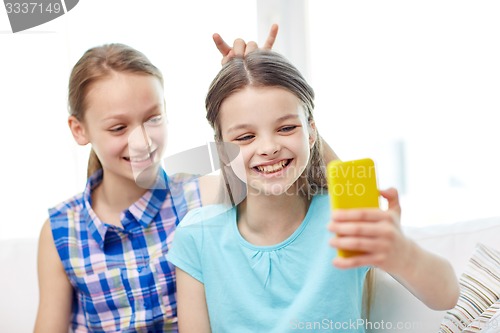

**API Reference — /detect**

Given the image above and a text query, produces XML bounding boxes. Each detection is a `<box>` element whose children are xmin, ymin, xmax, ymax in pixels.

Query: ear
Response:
<box><xmin>308</xmin><ymin>120</ymin><xmax>317</xmax><ymax>149</ymax></box>
<box><xmin>68</xmin><ymin>116</ymin><xmax>89</xmax><ymax>146</ymax></box>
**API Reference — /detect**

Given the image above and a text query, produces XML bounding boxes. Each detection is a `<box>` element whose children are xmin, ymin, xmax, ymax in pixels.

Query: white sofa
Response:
<box><xmin>1</xmin><ymin>217</ymin><xmax>499</xmax><ymax>333</ymax></box>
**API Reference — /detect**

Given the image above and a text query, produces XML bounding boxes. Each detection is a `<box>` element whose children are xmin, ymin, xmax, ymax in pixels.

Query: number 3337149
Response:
<box><xmin>5</xmin><ymin>2</ymin><xmax>62</xmax><ymax>14</ymax></box>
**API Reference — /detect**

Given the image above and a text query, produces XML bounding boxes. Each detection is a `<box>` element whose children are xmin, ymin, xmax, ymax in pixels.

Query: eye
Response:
<box><xmin>145</xmin><ymin>114</ymin><xmax>163</xmax><ymax>126</ymax></box>
<box><xmin>279</xmin><ymin>125</ymin><xmax>297</xmax><ymax>133</ymax></box>
<box><xmin>235</xmin><ymin>134</ymin><xmax>255</xmax><ymax>142</ymax></box>
<box><xmin>109</xmin><ymin>125</ymin><xmax>126</xmax><ymax>133</ymax></box>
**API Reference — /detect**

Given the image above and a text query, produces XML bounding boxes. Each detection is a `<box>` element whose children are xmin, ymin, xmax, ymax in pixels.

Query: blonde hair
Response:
<box><xmin>68</xmin><ymin>43</ymin><xmax>164</xmax><ymax>178</ymax></box>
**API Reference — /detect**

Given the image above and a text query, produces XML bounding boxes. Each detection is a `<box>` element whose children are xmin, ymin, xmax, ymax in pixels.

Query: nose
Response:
<box><xmin>128</xmin><ymin>124</ymin><xmax>152</xmax><ymax>154</ymax></box>
<box><xmin>257</xmin><ymin>136</ymin><xmax>280</xmax><ymax>156</ymax></box>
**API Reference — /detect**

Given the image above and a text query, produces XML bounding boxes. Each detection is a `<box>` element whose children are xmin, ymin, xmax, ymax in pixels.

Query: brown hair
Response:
<box><xmin>205</xmin><ymin>50</ymin><xmax>327</xmax><ymax>204</ymax></box>
<box><xmin>205</xmin><ymin>50</ymin><xmax>374</xmax><ymax>316</ymax></box>
<box><xmin>68</xmin><ymin>43</ymin><xmax>164</xmax><ymax>178</ymax></box>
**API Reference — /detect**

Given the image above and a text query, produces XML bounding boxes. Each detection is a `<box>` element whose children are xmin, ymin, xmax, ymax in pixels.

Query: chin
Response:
<box><xmin>248</xmin><ymin>181</ymin><xmax>296</xmax><ymax>197</ymax></box>
<box><xmin>133</xmin><ymin>164</ymin><xmax>163</xmax><ymax>189</ymax></box>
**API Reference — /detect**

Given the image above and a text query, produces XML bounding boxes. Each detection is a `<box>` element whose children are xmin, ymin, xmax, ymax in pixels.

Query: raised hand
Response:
<box><xmin>327</xmin><ymin>188</ymin><xmax>410</xmax><ymax>273</ymax></box>
<box><xmin>328</xmin><ymin>187</ymin><xmax>459</xmax><ymax>310</ymax></box>
<box><xmin>213</xmin><ymin>24</ymin><xmax>279</xmax><ymax>65</ymax></box>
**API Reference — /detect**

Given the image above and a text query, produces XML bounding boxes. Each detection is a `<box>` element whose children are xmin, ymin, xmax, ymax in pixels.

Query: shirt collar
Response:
<box><xmin>83</xmin><ymin>169</ymin><xmax>170</xmax><ymax>249</ymax></box>
<box><xmin>83</xmin><ymin>170</ymin><xmax>107</xmax><ymax>249</ymax></box>
<box><xmin>127</xmin><ymin>169</ymin><xmax>169</xmax><ymax>228</ymax></box>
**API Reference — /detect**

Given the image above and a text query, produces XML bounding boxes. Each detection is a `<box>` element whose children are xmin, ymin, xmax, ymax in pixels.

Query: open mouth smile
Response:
<box><xmin>123</xmin><ymin>150</ymin><xmax>156</xmax><ymax>163</ymax></box>
<box><xmin>253</xmin><ymin>159</ymin><xmax>292</xmax><ymax>174</ymax></box>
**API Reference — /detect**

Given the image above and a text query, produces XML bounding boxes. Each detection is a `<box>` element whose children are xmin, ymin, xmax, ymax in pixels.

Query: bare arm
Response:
<box><xmin>34</xmin><ymin>220</ymin><xmax>73</xmax><ymax>333</ymax></box>
<box><xmin>329</xmin><ymin>188</ymin><xmax>459</xmax><ymax>310</ymax></box>
<box><xmin>391</xmin><ymin>240</ymin><xmax>459</xmax><ymax>310</ymax></box>
<box><xmin>176</xmin><ymin>268</ymin><xmax>211</xmax><ymax>333</ymax></box>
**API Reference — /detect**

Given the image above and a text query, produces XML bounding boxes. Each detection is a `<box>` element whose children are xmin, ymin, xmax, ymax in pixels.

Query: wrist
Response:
<box><xmin>393</xmin><ymin>237</ymin><xmax>419</xmax><ymax>279</ymax></box>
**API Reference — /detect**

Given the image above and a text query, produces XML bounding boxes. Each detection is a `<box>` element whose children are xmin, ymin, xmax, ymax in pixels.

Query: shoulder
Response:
<box><xmin>171</xmin><ymin>205</ymin><xmax>233</xmax><ymax>255</ymax></box>
<box><xmin>311</xmin><ymin>193</ymin><xmax>330</xmax><ymax>211</ymax></box>
<box><xmin>178</xmin><ymin>204</ymin><xmax>233</xmax><ymax>228</ymax></box>
<box><xmin>303</xmin><ymin>194</ymin><xmax>331</xmax><ymax>228</ymax></box>
<box><xmin>313</xmin><ymin>193</ymin><xmax>329</xmax><ymax>203</ymax></box>
<box><xmin>39</xmin><ymin>219</ymin><xmax>54</xmax><ymax>245</ymax></box>
<box><xmin>168</xmin><ymin>173</ymin><xmax>201</xmax><ymax>197</ymax></box>
<box><xmin>47</xmin><ymin>192</ymin><xmax>88</xmax><ymax>245</ymax></box>
<box><xmin>167</xmin><ymin>172</ymin><xmax>202</xmax><ymax>211</ymax></box>
<box><xmin>169</xmin><ymin>204</ymin><xmax>233</xmax><ymax>263</ymax></box>
<box><xmin>48</xmin><ymin>192</ymin><xmax>85</xmax><ymax>220</ymax></box>
<box><xmin>168</xmin><ymin>172</ymin><xmax>200</xmax><ymax>187</ymax></box>
<box><xmin>38</xmin><ymin>218</ymin><xmax>64</xmax><ymax>268</ymax></box>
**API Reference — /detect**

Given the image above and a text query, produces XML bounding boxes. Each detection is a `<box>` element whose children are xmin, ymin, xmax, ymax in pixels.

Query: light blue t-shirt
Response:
<box><xmin>167</xmin><ymin>194</ymin><xmax>369</xmax><ymax>333</ymax></box>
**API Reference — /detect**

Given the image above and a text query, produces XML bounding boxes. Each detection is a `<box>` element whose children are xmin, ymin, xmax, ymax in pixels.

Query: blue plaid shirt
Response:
<box><xmin>49</xmin><ymin>169</ymin><xmax>201</xmax><ymax>332</ymax></box>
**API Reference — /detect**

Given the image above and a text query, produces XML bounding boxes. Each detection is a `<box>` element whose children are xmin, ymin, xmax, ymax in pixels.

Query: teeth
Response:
<box><xmin>128</xmin><ymin>154</ymin><xmax>151</xmax><ymax>162</ymax></box>
<box><xmin>256</xmin><ymin>160</ymin><xmax>288</xmax><ymax>173</ymax></box>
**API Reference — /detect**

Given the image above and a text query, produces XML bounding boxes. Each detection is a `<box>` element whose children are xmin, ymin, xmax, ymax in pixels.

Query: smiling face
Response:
<box><xmin>219</xmin><ymin>86</ymin><xmax>316</xmax><ymax>197</ymax></box>
<box><xmin>69</xmin><ymin>71</ymin><xmax>166</xmax><ymax>187</ymax></box>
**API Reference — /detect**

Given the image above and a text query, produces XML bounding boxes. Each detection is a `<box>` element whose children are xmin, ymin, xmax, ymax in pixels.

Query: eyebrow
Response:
<box><xmin>226</xmin><ymin>114</ymin><xmax>300</xmax><ymax>134</ymax></box>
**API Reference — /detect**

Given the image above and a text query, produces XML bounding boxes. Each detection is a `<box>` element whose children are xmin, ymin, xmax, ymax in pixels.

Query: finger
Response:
<box><xmin>232</xmin><ymin>38</ymin><xmax>246</xmax><ymax>57</ymax></box>
<box><xmin>329</xmin><ymin>235</ymin><xmax>389</xmax><ymax>253</ymax></box>
<box><xmin>262</xmin><ymin>23</ymin><xmax>279</xmax><ymax>50</ymax></box>
<box><xmin>244</xmin><ymin>41</ymin><xmax>258</xmax><ymax>56</ymax></box>
<box><xmin>332</xmin><ymin>253</ymin><xmax>384</xmax><ymax>269</ymax></box>
<box><xmin>380</xmin><ymin>187</ymin><xmax>401</xmax><ymax>215</ymax></box>
<box><xmin>332</xmin><ymin>208</ymin><xmax>385</xmax><ymax>223</ymax></box>
<box><xmin>213</xmin><ymin>33</ymin><xmax>231</xmax><ymax>56</ymax></box>
<box><xmin>328</xmin><ymin>220</ymin><xmax>388</xmax><ymax>237</ymax></box>
<box><xmin>380</xmin><ymin>187</ymin><xmax>400</xmax><ymax>209</ymax></box>
<box><xmin>221</xmin><ymin>50</ymin><xmax>235</xmax><ymax>66</ymax></box>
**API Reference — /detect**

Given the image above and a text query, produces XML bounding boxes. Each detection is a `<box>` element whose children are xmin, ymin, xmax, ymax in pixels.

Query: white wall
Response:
<box><xmin>0</xmin><ymin>0</ymin><xmax>257</xmax><ymax>239</ymax></box>
<box><xmin>307</xmin><ymin>1</ymin><xmax>500</xmax><ymax>225</ymax></box>
<box><xmin>1</xmin><ymin>0</ymin><xmax>499</xmax><ymax>240</ymax></box>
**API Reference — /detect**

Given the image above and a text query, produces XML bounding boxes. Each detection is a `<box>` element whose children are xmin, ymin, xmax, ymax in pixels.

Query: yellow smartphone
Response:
<box><xmin>327</xmin><ymin>158</ymin><xmax>380</xmax><ymax>257</ymax></box>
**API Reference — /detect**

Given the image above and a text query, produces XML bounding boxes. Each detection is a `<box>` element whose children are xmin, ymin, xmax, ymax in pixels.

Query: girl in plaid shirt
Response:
<box><xmin>34</xmin><ymin>27</ymin><xmax>280</xmax><ymax>333</ymax></box>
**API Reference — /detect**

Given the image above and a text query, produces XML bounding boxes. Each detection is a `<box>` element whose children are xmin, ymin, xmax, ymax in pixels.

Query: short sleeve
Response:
<box><xmin>166</xmin><ymin>208</ymin><xmax>205</xmax><ymax>283</ymax></box>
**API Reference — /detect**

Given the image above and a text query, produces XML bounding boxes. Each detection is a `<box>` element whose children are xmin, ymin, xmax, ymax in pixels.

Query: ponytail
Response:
<box><xmin>87</xmin><ymin>148</ymin><xmax>102</xmax><ymax>178</ymax></box>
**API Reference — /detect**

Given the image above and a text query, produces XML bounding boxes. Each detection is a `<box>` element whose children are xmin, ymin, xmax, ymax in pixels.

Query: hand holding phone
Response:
<box><xmin>327</xmin><ymin>158</ymin><xmax>380</xmax><ymax>257</ymax></box>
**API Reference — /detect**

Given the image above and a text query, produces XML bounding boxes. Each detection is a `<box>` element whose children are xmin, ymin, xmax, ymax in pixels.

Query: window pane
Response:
<box><xmin>308</xmin><ymin>1</ymin><xmax>500</xmax><ymax>225</ymax></box>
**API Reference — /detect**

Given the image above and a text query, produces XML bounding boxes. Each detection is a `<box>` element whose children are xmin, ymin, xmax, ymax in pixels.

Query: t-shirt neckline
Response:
<box><xmin>231</xmin><ymin>195</ymin><xmax>319</xmax><ymax>252</ymax></box>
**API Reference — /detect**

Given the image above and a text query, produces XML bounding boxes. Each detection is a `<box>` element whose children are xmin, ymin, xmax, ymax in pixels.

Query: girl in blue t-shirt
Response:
<box><xmin>33</xmin><ymin>28</ymin><xmax>280</xmax><ymax>333</ymax></box>
<box><xmin>168</xmin><ymin>50</ymin><xmax>460</xmax><ymax>333</ymax></box>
